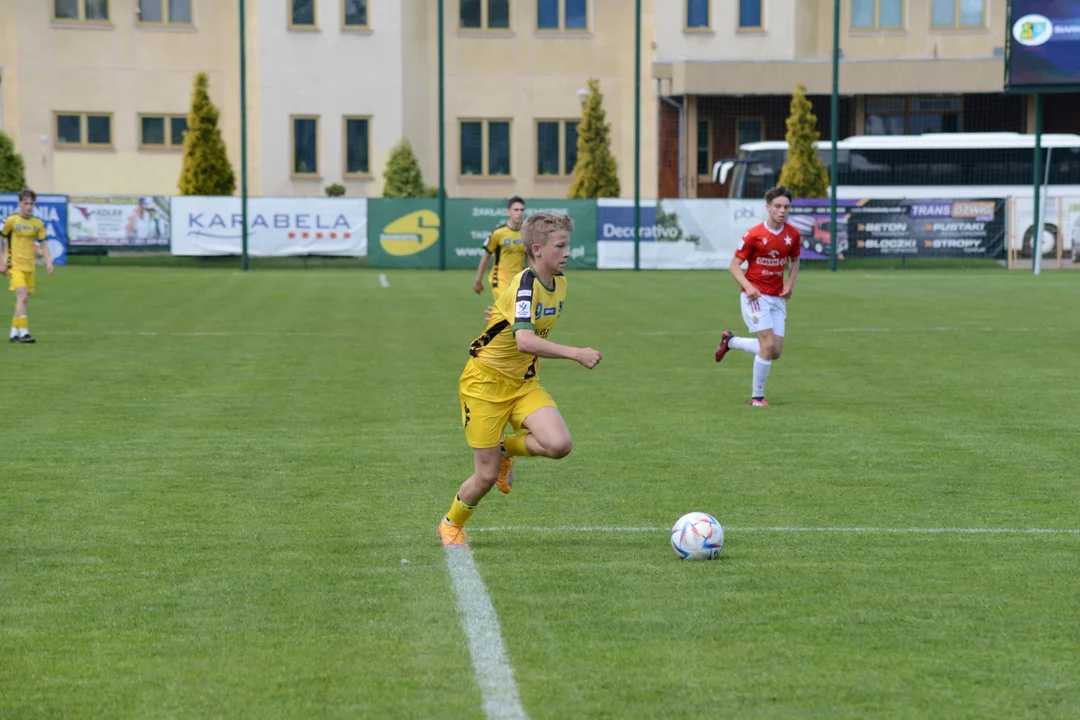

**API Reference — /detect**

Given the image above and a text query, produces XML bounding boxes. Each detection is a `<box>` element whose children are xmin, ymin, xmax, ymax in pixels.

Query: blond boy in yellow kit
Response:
<box><xmin>440</xmin><ymin>212</ymin><xmax>602</xmax><ymax>548</ymax></box>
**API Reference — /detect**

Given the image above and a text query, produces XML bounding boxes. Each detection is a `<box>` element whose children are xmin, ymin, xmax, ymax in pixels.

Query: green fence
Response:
<box><xmin>367</xmin><ymin>198</ymin><xmax>598</xmax><ymax>270</ymax></box>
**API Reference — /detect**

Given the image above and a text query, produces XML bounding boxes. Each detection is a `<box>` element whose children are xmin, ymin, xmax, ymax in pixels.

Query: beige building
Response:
<box><xmin>654</xmin><ymin>0</ymin><xmax>1080</xmax><ymax>197</ymax></box>
<box><xmin>0</xmin><ymin>0</ymin><xmax>658</xmax><ymax>200</ymax></box>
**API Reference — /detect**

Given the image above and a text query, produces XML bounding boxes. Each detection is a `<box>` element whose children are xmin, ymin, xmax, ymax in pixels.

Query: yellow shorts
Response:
<box><xmin>8</xmin><ymin>269</ymin><xmax>34</xmax><ymax>294</ymax></box>
<box><xmin>459</xmin><ymin>357</ymin><xmax>556</xmax><ymax>449</ymax></box>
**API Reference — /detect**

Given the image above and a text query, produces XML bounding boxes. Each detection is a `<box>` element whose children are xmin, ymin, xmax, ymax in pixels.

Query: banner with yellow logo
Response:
<box><xmin>367</xmin><ymin>199</ymin><xmax>441</xmax><ymax>268</ymax></box>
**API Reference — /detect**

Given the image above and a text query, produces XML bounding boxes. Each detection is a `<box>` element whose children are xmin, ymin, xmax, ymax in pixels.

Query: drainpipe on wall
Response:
<box><xmin>658</xmin><ymin>89</ymin><xmax>684</xmax><ymax>198</ymax></box>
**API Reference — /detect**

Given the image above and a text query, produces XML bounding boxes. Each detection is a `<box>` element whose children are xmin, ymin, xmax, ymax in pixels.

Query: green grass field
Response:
<box><xmin>2</xmin><ymin>265</ymin><xmax>1078</xmax><ymax>719</ymax></box>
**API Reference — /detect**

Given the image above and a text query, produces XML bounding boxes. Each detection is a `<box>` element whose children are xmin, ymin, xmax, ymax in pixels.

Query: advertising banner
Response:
<box><xmin>597</xmin><ymin>199</ymin><xmax>763</xmax><ymax>269</ymax></box>
<box><xmin>1065</xmin><ymin>199</ymin><xmax>1080</xmax><ymax>261</ymax></box>
<box><xmin>788</xmin><ymin>199</ymin><xmax>855</xmax><ymax>260</ymax></box>
<box><xmin>847</xmin><ymin>199</ymin><xmax>1006</xmax><ymax>259</ymax></box>
<box><xmin>444</xmin><ymin>199</ymin><xmax>598</xmax><ymax>270</ymax></box>
<box><xmin>366</xmin><ymin>199</ymin><xmax>440</xmax><ymax>268</ymax></box>
<box><xmin>1010</xmin><ymin>196</ymin><xmax>1078</xmax><ymax>259</ymax></box>
<box><xmin>0</xmin><ymin>193</ymin><xmax>68</xmax><ymax>266</ymax></box>
<box><xmin>171</xmin><ymin>197</ymin><xmax>367</xmax><ymax>257</ymax></box>
<box><xmin>1005</xmin><ymin>0</ymin><xmax>1080</xmax><ymax>92</ymax></box>
<box><xmin>68</xmin><ymin>196</ymin><xmax>170</xmax><ymax>249</ymax></box>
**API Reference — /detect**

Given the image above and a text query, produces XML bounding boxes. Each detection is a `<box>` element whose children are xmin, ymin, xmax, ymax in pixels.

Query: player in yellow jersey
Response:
<box><xmin>1</xmin><ymin>189</ymin><xmax>54</xmax><ymax>344</ymax></box>
<box><xmin>472</xmin><ymin>196</ymin><xmax>527</xmax><ymax>301</ymax></box>
<box><xmin>440</xmin><ymin>212</ymin><xmax>602</xmax><ymax>548</ymax></box>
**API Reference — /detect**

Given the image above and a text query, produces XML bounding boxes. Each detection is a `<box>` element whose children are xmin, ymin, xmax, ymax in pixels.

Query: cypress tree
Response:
<box><xmin>178</xmin><ymin>72</ymin><xmax>237</xmax><ymax>195</ymax></box>
<box><xmin>778</xmin><ymin>83</ymin><xmax>830</xmax><ymax>199</ymax></box>
<box><xmin>568</xmin><ymin>78</ymin><xmax>620</xmax><ymax>199</ymax></box>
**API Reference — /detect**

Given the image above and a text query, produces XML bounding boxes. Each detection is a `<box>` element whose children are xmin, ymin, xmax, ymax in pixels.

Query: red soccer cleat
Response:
<box><xmin>714</xmin><ymin>331</ymin><xmax>733</xmax><ymax>363</ymax></box>
<box><xmin>749</xmin><ymin>397</ymin><xmax>769</xmax><ymax>407</ymax></box>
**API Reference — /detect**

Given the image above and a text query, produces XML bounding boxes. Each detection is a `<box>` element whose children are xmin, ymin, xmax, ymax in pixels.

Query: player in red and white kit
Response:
<box><xmin>714</xmin><ymin>185</ymin><xmax>801</xmax><ymax>407</ymax></box>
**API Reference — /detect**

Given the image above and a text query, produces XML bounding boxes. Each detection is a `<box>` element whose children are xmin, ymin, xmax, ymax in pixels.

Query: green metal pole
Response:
<box><xmin>828</xmin><ymin>0</ymin><xmax>839</xmax><ymax>273</ymax></box>
<box><xmin>1032</xmin><ymin>92</ymin><xmax>1042</xmax><ymax>276</ymax></box>
<box><xmin>239</xmin><ymin>0</ymin><xmax>249</xmax><ymax>270</ymax></box>
<box><xmin>437</xmin><ymin>0</ymin><xmax>447</xmax><ymax>271</ymax></box>
<box><xmin>633</xmin><ymin>0</ymin><xmax>641</xmax><ymax>272</ymax></box>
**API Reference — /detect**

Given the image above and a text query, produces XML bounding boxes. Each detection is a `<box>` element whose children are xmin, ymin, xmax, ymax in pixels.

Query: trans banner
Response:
<box><xmin>847</xmin><ymin>199</ymin><xmax>1007</xmax><ymax>259</ymax></box>
<box><xmin>171</xmin><ymin>197</ymin><xmax>367</xmax><ymax>257</ymax></box>
<box><xmin>0</xmin><ymin>193</ymin><xmax>68</xmax><ymax>266</ymax></box>
<box><xmin>68</xmin><ymin>196</ymin><xmax>170</xmax><ymax>249</ymax></box>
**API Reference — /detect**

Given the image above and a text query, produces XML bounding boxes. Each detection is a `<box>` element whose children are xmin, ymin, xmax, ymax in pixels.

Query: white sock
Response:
<box><xmin>730</xmin><ymin>336</ymin><xmax>760</xmax><ymax>355</ymax></box>
<box><xmin>18</xmin><ymin>327</ymin><xmax>28</xmax><ymax>337</ymax></box>
<box><xmin>752</xmin><ymin>356</ymin><xmax>772</xmax><ymax>398</ymax></box>
<box><xmin>9</xmin><ymin>327</ymin><xmax>16</xmax><ymax>339</ymax></box>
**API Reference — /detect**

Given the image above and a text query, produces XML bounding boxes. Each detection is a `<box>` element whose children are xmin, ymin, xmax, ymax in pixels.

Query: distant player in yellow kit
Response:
<box><xmin>1</xmin><ymin>189</ymin><xmax>54</xmax><ymax>344</ymax></box>
<box><xmin>440</xmin><ymin>212</ymin><xmax>602</xmax><ymax>547</ymax></box>
<box><xmin>472</xmin><ymin>196</ymin><xmax>527</xmax><ymax>302</ymax></box>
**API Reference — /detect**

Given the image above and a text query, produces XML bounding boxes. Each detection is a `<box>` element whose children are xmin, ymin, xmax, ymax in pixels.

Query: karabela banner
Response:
<box><xmin>171</xmin><ymin>197</ymin><xmax>367</xmax><ymax>257</ymax></box>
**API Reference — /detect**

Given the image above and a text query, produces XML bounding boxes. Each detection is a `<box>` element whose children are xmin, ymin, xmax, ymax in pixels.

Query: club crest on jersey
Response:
<box><xmin>535</xmin><ymin>302</ymin><xmax>543</xmax><ymax>319</ymax></box>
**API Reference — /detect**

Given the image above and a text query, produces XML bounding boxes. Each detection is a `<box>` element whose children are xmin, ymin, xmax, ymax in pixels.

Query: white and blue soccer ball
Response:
<box><xmin>670</xmin><ymin>512</ymin><xmax>724</xmax><ymax>561</ymax></box>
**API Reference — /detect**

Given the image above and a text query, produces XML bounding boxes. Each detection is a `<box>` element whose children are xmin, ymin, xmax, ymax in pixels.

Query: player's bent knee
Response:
<box><xmin>475</xmin><ymin>470</ymin><xmax>498</xmax><ymax>487</ymax></box>
<box><xmin>546</xmin><ymin>436</ymin><xmax>573</xmax><ymax>459</ymax></box>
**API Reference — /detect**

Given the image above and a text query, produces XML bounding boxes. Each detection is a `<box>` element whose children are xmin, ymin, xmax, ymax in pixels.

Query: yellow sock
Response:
<box><xmin>444</xmin><ymin>495</ymin><xmax>476</xmax><ymax>527</ymax></box>
<box><xmin>13</xmin><ymin>316</ymin><xmax>28</xmax><ymax>329</ymax></box>
<box><xmin>502</xmin><ymin>432</ymin><xmax>534</xmax><ymax>458</ymax></box>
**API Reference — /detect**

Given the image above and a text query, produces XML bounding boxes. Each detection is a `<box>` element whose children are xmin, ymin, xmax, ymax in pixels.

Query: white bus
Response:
<box><xmin>713</xmin><ymin>132</ymin><xmax>1080</xmax><ymax>257</ymax></box>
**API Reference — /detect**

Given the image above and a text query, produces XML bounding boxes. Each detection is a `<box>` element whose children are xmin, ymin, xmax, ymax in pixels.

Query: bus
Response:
<box><xmin>713</xmin><ymin>132</ymin><xmax>1080</xmax><ymax>257</ymax></box>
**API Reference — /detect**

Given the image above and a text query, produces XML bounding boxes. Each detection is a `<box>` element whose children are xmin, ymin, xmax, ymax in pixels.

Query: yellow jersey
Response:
<box><xmin>484</xmin><ymin>223</ymin><xmax>526</xmax><ymax>295</ymax></box>
<box><xmin>2</xmin><ymin>213</ymin><xmax>46</xmax><ymax>273</ymax></box>
<box><xmin>469</xmin><ymin>268</ymin><xmax>567</xmax><ymax>382</ymax></box>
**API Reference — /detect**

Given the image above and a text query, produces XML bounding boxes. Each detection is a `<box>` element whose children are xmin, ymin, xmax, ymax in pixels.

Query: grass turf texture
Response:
<box><xmin>1</xmin><ymin>266</ymin><xmax>1077</xmax><ymax>719</ymax></box>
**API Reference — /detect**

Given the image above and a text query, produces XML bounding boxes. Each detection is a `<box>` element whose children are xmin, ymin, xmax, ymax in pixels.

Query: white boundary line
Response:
<box><xmin>40</xmin><ymin>326</ymin><xmax>1074</xmax><ymax>339</ymax></box>
<box><xmin>472</xmin><ymin>526</ymin><xmax>1080</xmax><ymax>535</ymax></box>
<box><xmin>42</xmin><ymin>331</ymin><xmax>359</xmax><ymax>337</ymax></box>
<box><xmin>444</xmin><ymin>548</ymin><xmax>528</xmax><ymax>720</ymax></box>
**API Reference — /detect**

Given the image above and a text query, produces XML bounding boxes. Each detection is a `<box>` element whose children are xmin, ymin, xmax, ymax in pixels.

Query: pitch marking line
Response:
<box><xmin>472</xmin><ymin>526</ymin><xmax>1080</xmax><ymax>535</ymax></box>
<box><xmin>444</xmin><ymin>548</ymin><xmax>528</xmax><ymax>720</ymax></box>
<box><xmin>378</xmin><ymin>273</ymin><xmax>390</xmax><ymax>288</ymax></box>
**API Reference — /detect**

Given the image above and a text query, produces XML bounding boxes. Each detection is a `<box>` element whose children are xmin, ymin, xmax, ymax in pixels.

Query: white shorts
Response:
<box><xmin>740</xmin><ymin>293</ymin><xmax>787</xmax><ymax>337</ymax></box>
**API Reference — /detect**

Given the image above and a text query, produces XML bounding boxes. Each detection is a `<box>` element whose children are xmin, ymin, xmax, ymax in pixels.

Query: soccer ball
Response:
<box><xmin>670</xmin><ymin>512</ymin><xmax>724</xmax><ymax>561</ymax></box>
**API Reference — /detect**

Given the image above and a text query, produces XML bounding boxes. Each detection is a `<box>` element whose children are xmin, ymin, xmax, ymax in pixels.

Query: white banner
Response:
<box><xmin>1010</xmin><ymin>196</ymin><xmax>1077</xmax><ymax>259</ymax></box>
<box><xmin>171</xmin><ymin>197</ymin><xmax>367</xmax><ymax>257</ymax></box>
<box><xmin>597</xmin><ymin>198</ymin><xmax>764</xmax><ymax>269</ymax></box>
<box><xmin>69</xmin><ymin>196</ymin><xmax>171</xmax><ymax>248</ymax></box>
